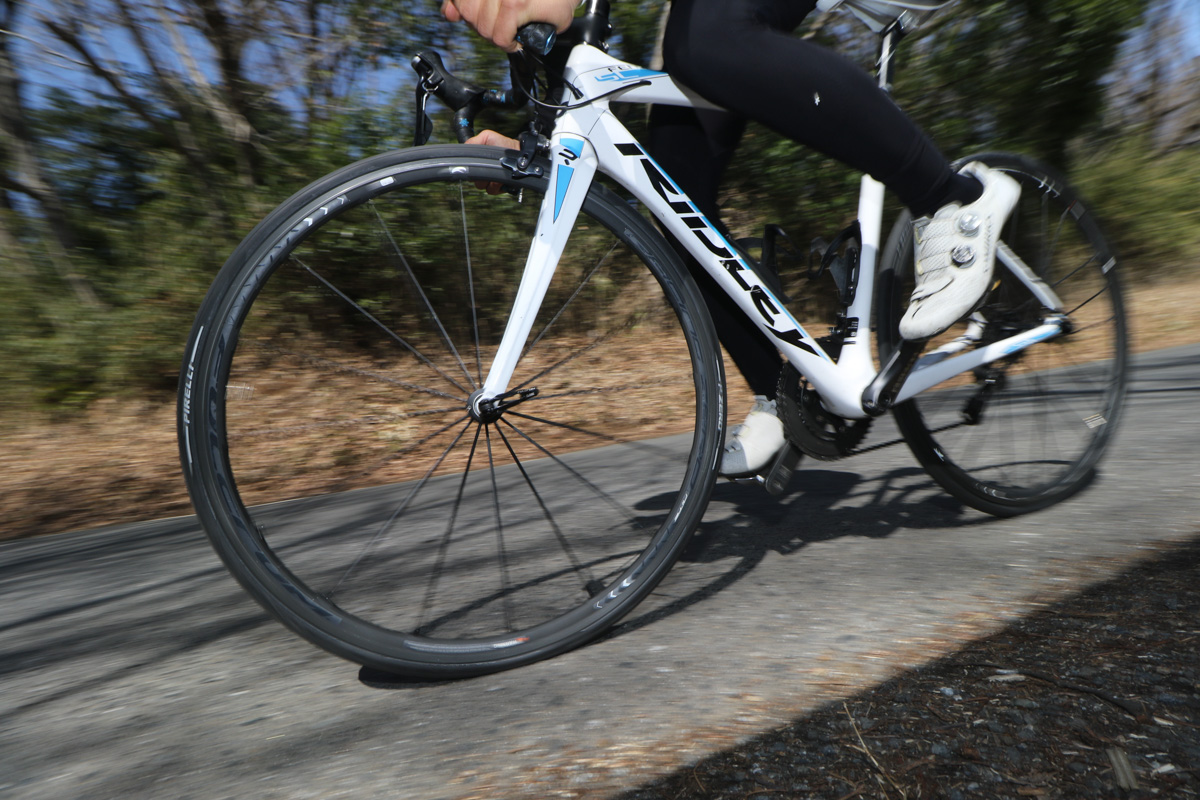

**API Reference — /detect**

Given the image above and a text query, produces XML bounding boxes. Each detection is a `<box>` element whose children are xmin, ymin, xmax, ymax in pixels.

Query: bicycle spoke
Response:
<box><xmin>418</xmin><ymin>422</ymin><xmax>484</xmax><ymax>632</ymax></box>
<box><xmin>505</xmin><ymin>410</ymin><xmax>624</xmax><ymax>444</ymax></box>
<box><xmin>410</xmin><ymin>550</ymin><xmax>640</xmax><ymax>637</ymax></box>
<box><xmin>1051</xmin><ymin>253</ymin><xmax>1099</xmax><ymax>292</ymax></box>
<box><xmin>459</xmin><ymin>183</ymin><xmax>486</xmax><ymax>385</ymax></box>
<box><xmin>523</xmin><ymin>239</ymin><xmax>621</xmax><ymax>357</ymax></box>
<box><xmin>327</xmin><ymin>418</ymin><xmax>475</xmax><ymax>599</ymax></box>
<box><xmin>292</xmin><ymin>254</ymin><xmax>471</xmax><ymax>395</ymax></box>
<box><xmin>1065</xmin><ymin>285</ymin><xmax>1112</xmax><ymax>318</ymax></box>
<box><xmin>1038</xmin><ymin>196</ymin><xmax>1070</xmax><ymax>279</ymax></box>
<box><xmin>535</xmin><ymin>374</ymin><xmax>694</xmax><ymax>402</ymax></box>
<box><xmin>483</xmin><ymin>426</ymin><xmax>516</xmax><ymax>633</ymax></box>
<box><xmin>1066</xmin><ymin>314</ymin><xmax>1121</xmax><ymax>337</ymax></box>
<box><xmin>369</xmin><ymin>200</ymin><xmax>477</xmax><ymax>391</ymax></box>
<box><xmin>499</xmin><ymin>416</ymin><xmax>642</xmax><ymax>530</ymax></box>
<box><xmin>494</xmin><ymin>423</ymin><xmax>599</xmax><ymax>594</ymax></box>
<box><xmin>228</xmin><ymin>405</ymin><xmax>462</xmax><ymax>441</ymax></box>
<box><xmin>512</xmin><ymin>313</ymin><xmax>641</xmax><ymax>392</ymax></box>
<box><xmin>249</xmin><ymin>344</ymin><xmax>461</xmax><ymax>402</ymax></box>
<box><xmin>341</xmin><ymin>412</ymin><xmax>472</xmax><ymax>487</ymax></box>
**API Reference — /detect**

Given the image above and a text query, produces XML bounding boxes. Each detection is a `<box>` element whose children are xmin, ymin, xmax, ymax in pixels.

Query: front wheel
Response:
<box><xmin>877</xmin><ymin>153</ymin><xmax>1128</xmax><ymax>517</ymax></box>
<box><xmin>178</xmin><ymin>146</ymin><xmax>724</xmax><ymax>678</ymax></box>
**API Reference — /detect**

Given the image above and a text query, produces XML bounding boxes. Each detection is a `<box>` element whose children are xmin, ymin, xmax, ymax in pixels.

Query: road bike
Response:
<box><xmin>177</xmin><ymin>0</ymin><xmax>1128</xmax><ymax>679</ymax></box>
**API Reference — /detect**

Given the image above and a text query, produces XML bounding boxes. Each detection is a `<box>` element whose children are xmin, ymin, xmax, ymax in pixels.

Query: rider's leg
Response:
<box><xmin>663</xmin><ymin>0</ymin><xmax>1019</xmax><ymax>340</ymax></box>
<box><xmin>662</xmin><ymin>0</ymin><xmax>977</xmax><ymax>215</ymax></box>
<box><xmin>646</xmin><ymin>105</ymin><xmax>780</xmax><ymax>399</ymax></box>
<box><xmin>646</xmin><ymin>105</ymin><xmax>787</xmax><ymax>477</ymax></box>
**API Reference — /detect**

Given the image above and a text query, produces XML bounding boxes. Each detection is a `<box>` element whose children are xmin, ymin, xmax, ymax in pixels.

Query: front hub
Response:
<box><xmin>468</xmin><ymin>387</ymin><xmax>539</xmax><ymax>424</ymax></box>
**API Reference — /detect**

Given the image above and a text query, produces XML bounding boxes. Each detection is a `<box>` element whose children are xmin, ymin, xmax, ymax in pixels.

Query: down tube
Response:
<box><xmin>592</xmin><ymin>120</ymin><xmax>871</xmax><ymax>419</ymax></box>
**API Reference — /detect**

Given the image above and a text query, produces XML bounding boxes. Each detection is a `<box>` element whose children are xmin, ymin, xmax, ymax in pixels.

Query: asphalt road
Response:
<box><xmin>3</xmin><ymin>343</ymin><xmax>1198</xmax><ymax>800</ymax></box>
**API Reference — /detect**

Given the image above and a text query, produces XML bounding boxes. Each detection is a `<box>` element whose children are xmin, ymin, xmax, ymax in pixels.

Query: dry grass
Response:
<box><xmin>1</xmin><ymin>270</ymin><xmax>1196</xmax><ymax>541</ymax></box>
<box><xmin>219</xmin><ymin>331</ymin><xmax>710</xmax><ymax>508</ymax></box>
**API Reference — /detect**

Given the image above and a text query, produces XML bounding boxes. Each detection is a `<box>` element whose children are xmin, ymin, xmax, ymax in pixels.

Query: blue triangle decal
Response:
<box><xmin>554</xmin><ymin>165</ymin><xmax>575</xmax><ymax>222</ymax></box>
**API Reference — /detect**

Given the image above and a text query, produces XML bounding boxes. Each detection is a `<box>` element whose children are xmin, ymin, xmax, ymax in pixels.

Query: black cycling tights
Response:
<box><xmin>646</xmin><ymin>0</ymin><xmax>980</xmax><ymax>398</ymax></box>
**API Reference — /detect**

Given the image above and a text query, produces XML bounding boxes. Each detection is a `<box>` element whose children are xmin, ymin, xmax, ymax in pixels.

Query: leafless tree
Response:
<box><xmin>1108</xmin><ymin>0</ymin><xmax>1200</xmax><ymax>152</ymax></box>
<box><xmin>0</xmin><ymin>0</ymin><xmax>102</xmax><ymax>307</ymax></box>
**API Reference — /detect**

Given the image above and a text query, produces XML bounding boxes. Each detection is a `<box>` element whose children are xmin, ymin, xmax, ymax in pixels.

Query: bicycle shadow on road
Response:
<box><xmin>357</xmin><ymin>463</ymin><xmax>986</xmax><ymax>689</ymax></box>
<box><xmin>601</xmin><ymin>341</ymin><xmax>1197</xmax><ymax>644</ymax></box>
<box><xmin>360</xmin><ymin>456</ymin><xmax>1107</xmax><ymax>687</ymax></box>
<box><xmin>686</xmin><ymin>465</ymin><xmax>970</xmax><ymax>557</ymax></box>
<box><xmin>603</xmin><ymin>461</ymin><xmax>1031</xmax><ymax>642</ymax></box>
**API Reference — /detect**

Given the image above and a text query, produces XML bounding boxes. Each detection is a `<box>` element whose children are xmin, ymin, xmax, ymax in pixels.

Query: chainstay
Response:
<box><xmin>842</xmin><ymin>420</ymin><xmax>965</xmax><ymax>458</ymax></box>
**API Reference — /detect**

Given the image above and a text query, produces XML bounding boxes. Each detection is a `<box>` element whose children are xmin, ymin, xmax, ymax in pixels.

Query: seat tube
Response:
<box><xmin>478</xmin><ymin>132</ymin><xmax>598</xmax><ymax>401</ymax></box>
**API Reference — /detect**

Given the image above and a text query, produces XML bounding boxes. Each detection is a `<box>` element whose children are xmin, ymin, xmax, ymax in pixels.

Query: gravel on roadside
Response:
<box><xmin>618</xmin><ymin>537</ymin><xmax>1200</xmax><ymax>799</ymax></box>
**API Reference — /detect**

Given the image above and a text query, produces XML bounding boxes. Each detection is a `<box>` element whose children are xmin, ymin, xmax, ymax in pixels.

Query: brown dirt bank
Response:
<box><xmin>2</xmin><ymin>271</ymin><xmax>1198</xmax><ymax>541</ymax></box>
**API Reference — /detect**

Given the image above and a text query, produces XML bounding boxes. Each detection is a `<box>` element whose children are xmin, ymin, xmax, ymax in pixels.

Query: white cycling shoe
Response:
<box><xmin>899</xmin><ymin>162</ymin><xmax>1022</xmax><ymax>340</ymax></box>
<box><xmin>720</xmin><ymin>396</ymin><xmax>787</xmax><ymax>477</ymax></box>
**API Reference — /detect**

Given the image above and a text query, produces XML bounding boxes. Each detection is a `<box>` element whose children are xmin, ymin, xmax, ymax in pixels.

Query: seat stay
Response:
<box><xmin>997</xmin><ymin>240</ymin><xmax>1066</xmax><ymax>312</ymax></box>
<box><xmin>894</xmin><ymin>317</ymin><xmax>1067</xmax><ymax>404</ymax></box>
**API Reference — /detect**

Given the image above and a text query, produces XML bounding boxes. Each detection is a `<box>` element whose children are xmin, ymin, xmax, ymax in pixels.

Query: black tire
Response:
<box><xmin>178</xmin><ymin>146</ymin><xmax>724</xmax><ymax>678</ymax></box>
<box><xmin>877</xmin><ymin>152</ymin><xmax>1128</xmax><ymax>517</ymax></box>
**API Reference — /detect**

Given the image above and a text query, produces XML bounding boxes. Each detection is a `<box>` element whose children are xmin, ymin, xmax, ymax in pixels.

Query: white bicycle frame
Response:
<box><xmin>476</xmin><ymin>42</ymin><xmax>1068</xmax><ymax>421</ymax></box>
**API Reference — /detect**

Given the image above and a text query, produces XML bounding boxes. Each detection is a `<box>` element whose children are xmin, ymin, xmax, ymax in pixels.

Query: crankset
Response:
<box><xmin>776</xmin><ymin>363</ymin><xmax>872</xmax><ymax>461</ymax></box>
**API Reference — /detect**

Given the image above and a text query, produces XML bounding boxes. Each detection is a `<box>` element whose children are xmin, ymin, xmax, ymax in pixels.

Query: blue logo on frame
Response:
<box><xmin>553</xmin><ymin>139</ymin><xmax>585</xmax><ymax>221</ymax></box>
<box><xmin>595</xmin><ymin>69</ymin><xmax>664</xmax><ymax>83</ymax></box>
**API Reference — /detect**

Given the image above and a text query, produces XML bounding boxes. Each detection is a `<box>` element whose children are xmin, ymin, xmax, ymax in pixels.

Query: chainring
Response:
<box><xmin>776</xmin><ymin>363</ymin><xmax>872</xmax><ymax>461</ymax></box>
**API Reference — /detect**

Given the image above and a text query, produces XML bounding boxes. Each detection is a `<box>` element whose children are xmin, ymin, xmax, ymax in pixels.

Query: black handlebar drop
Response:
<box><xmin>412</xmin><ymin>9</ymin><xmax>613</xmax><ymax>145</ymax></box>
<box><xmin>411</xmin><ymin>50</ymin><xmax>527</xmax><ymax>144</ymax></box>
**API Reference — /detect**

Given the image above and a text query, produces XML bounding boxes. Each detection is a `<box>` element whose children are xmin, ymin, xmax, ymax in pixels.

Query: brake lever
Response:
<box><xmin>411</xmin><ymin>49</ymin><xmax>536</xmax><ymax>145</ymax></box>
<box><xmin>413</xmin><ymin>82</ymin><xmax>434</xmax><ymax>147</ymax></box>
<box><xmin>412</xmin><ymin>51</ymin><xmax>488</xmax><ymax>144</ymax></box>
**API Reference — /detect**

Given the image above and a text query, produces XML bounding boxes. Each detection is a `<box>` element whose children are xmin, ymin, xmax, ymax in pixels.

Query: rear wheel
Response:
<box><xmin>178</xmin><ymin>146</ymin><xmax>724</xmax><ymax>678</ymax></box>
<box><xmin>878</xmin><ymin>152</ymin><xmax>1128</xmax><ymax>517</ymax></box>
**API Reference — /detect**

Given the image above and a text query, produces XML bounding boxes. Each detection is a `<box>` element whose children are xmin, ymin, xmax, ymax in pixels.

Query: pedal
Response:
<box><xmin>761</xmin><ymin>443</ymin><xmax>802</xmax><ymax>497</ymax></box>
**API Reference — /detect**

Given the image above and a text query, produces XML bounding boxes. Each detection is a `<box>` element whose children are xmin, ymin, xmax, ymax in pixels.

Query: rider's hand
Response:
<box><xmin>441</xmin><ymin>0</ymin><xmax>578</xmax><ymax>52</ymax></box>
<box><xmin>467</xmin><ymin>129</ymin><xmax>521</xmax><ymax>150</ymax></box>
<box><xmin>466</xmin><ymin>130</ymin><xmax>521</xmax><ymax>194</ymax></box>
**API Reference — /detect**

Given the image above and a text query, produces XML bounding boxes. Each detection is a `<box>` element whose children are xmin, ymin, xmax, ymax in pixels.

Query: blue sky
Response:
<box><xmin>1161</xmin><ymin>0</ymin><xmax>1200</xmax><ymax>56</ymax></box>
<box><xmin>1178</xmin><ymin>0</ymin><xmax>1200</xmax><ymax>45</ymax></box>
<box><xmin>11</xmin><ymin>0</ymin><xmax>1200</xmax><ymax>108</ymax></box>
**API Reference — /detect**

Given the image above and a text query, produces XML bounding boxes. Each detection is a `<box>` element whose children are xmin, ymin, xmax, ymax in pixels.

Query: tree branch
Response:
<box><xmin>146</xmin><ymin>0</ymin><xmax>262</xmax><ymax>187</ymax></box>
<box><xmin>37</xmin><ymin>7</ymin><xmax>235</xmax><ymax>231</ymax></box>
<box><xmin>0</xmin><ymin>12</ymin><xmax>102</xmax><ymax>307</ymax></box>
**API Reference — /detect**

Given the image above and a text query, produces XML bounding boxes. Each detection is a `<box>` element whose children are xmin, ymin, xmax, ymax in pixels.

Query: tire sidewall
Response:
<box><xmin>178</xmin><ymin>145</ymin><xmax>724</xmax><ymax>677</ymax></box>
